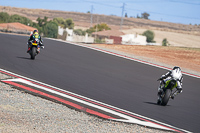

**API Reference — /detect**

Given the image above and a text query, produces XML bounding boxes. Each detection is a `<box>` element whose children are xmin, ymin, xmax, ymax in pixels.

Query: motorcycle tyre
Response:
<box><xmin>30</xmin><ymin>47</ymin><xmax>37</xmax><ymax>60</ymax></box>
<box><xmin>161</xmin><ymin>89</ymin><xmax>171</xmax><ymax>106</ymax></box>
<box><xmin>157</xmin><ymin>98</ymin><xmax>161</xmax><ymax>105</ymax></box>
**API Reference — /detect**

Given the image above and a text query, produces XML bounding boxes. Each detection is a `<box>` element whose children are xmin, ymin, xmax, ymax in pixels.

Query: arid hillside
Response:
<box><xmin>1</xmin><ymin>6</ymin><xmax>200</xmax><ymax>35</ymax></box>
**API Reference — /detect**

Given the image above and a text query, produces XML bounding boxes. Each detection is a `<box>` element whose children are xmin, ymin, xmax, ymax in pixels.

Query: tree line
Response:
<box><xmin>0</xmin><ymin>12</ymin><xmax>74</xmax><ymax>38</ymax></box>
<box><xmin>0</xmin><ymin>12</ymin><xmax>112</xmax><ymax>38</ymax></box>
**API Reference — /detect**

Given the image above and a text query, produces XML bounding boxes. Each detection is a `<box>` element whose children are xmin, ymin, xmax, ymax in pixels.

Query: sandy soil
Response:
<box><xmin>90</xmin><ymin>44</ymin><xmax>200</xmax><ymax>75</ymax></box>
<box><xmin>122</xmin><ymin>28</ymin><xmax>200</xmax><ymax>48</ymax></box>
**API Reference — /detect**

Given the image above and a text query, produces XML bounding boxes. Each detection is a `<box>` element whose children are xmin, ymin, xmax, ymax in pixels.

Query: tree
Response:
<box><xmin>43</xmin><ymin>16</ymin><xmax>48</xmax><ymax>24</ymax></box>
<box><xmin>0</xmin><ymin>12</ymin><xmax>10</xmax><ymax>23</ymax></box>
<box><xmin>86</xmin><ymin>28</ymin><xmax>96</xmax><ymax>35</ymax></box>
<box><xmin>125</xmin><ymin>13</ymin><xmax>128</xmax><ymax>17</ymax></box>
<box><xmin>53</xmin><ymin>17</ymin><xmax>74</xmax><ymax>29</ymax></box>
<box><xmin>65</xmin><ymin>18</ymin><xmax>74</xmax><ymax>29</ymax></box>
<box><xmin>43</xmin><ymin>21</ymin><xmax>58</xmax><ymax>38</ymax></box>
<box><xmin>142</xmin><ymin>30</ymin><xmax>155</xmax><ymax>42</ymax></box>
<box><xmin>53</xmin><ymin>17</ymin><xmax>65</xmax><ymax>27</ymax></box>
<box><xmin>9</xmin><ymin>14</ymin><xmax>32</xmax><ymax>25</ymax></box>
<box><xmin>36</xmin><ymin>16</ymin><xmax>48</xmax><ymax>27</ymax></box>
<box><xmin>141</xmin><ymin>12</ymin><xmax>150</xmax><ymax>19</ymax></box>
<box><xmin>36</xmin><ymin>17</ymin><xmax>43</xmax><ymax>27</ymax></box>
<box><xmin>136</xmin><ymin>14</ymin><xmax>140</xmax><ymax>18</ymax></box>
<box><xmin>94</xmin><ymin>23</ymin><xmax>111</xmax><ymax>31</ymax></box>
<box><xmin>86</xmin><ymin>23</ymin><xmax>111</xmax><ymax>35</ymax></box>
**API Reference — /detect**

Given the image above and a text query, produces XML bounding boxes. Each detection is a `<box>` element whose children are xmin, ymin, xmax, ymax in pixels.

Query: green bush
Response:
<box><xmin>162</xmin><ymin>38</ymin><xmax>169</xmax><ymax>46</ymax></box>
<box><xmin>142</xmin><ymin>30</ymin><xmax>155</xmax><ymax>42</ymax></box>
<box><xmin>74</xmin><ymin>29</ymin><xmax>86</xmax><ymax>36</ymax></box>
<box><xmin>86</xmin><ymin>23</ymin><xmax>111</xmax><ymax>34</ymax></box>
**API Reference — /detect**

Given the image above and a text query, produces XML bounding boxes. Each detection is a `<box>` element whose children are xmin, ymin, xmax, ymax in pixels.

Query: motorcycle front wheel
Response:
<box><xmin>30</xmin><ymin>47</ymin><xmax>37</xmax><ymax>60</ymax></box>
<box><xmin>161</xmin><ymin>89</ymin><xmax>171</xmax><ymax>106</ymax></box>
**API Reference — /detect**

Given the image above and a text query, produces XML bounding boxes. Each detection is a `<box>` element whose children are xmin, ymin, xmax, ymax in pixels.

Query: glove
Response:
<box><xmin>41</xmin><ymin>46</ymin><xmax>44</xmax><ymax>49</ymax></box>
<box><xmin>157</xmin><ymin>77</ymin><xmax>163</xmax><ymax>81</ymax></box>
<box><xmin>177</xmin><ymin>88</ymin><xmax>183</xmax><ymax>93</ymax></box>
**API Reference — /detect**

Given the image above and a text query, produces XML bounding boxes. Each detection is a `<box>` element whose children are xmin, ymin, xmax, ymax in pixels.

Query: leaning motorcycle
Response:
<box><xmin>157</xmin><ymin>78</ymin><xmax>179</xmax><ymax>106</ymax></box>
<box><xmin>28</xmin><ymin>38</ymin><xmax>41</xmax><ymax>60</ymax></box>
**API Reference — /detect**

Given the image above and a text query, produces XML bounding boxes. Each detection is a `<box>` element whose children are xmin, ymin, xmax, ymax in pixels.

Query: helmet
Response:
<box><xmin>33</xmin><ymin>30</ymin><xmax>38</xmax><ymax>34</ymax></box>
<box><xmin>173</xmin><ymin>66</ymin><xmax>181</xmax><ymax>70</ymax></box>
<box><xmin>171</xmin><ymin>66</ymin><xmax>182</xmax><ymax>80</ymax></box>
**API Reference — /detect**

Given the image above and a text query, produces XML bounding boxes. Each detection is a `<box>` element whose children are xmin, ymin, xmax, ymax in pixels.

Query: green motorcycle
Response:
<box><xmin>157</xmin><ymin>78</ymin><xmax>179</xmax><ymax>106</ymax></box>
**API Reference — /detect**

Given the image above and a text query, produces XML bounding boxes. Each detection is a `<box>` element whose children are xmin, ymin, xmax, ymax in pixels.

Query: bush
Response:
<box><xmin>142</xmin><ymin>30</ymin><xmax>155</xmax><ymax>42</ymax></box>
<box><xmin>74</xmin><ymin>29</ymin><xmax>86</xmax><ymax>36</ymax></box>
<box><xmin>162</xmin><ymin>38</ymin><xmax>169</xmax><ymax>46</ymax></box>
<box><xmin>94</xmin><ymin>39</ymin><xmax>105</xmax><ymax>43</ymax></box>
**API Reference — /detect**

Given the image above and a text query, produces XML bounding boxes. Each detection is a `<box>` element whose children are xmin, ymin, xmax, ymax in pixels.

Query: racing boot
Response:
<box><xmin>157</xmin><ymin>87</ymin><xmax>163</xmax><ymax>96</ymax></box>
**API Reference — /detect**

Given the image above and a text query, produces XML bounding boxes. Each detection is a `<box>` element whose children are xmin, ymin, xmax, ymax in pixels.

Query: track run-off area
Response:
<box><xmin>0</xmin><ymin>33</ymin><xmax>199</xmax><ymax>133</ymax></box>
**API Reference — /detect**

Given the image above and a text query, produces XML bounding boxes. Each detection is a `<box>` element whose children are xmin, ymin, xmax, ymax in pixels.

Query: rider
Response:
<box><xmin>158</xmin><ymin>66</ymin><xmax>183</xmax><ymax>99</ymax></box>
<box><xmin>27</xmin><ymin>30</ymin><xmax>44</xmax><ymax>53</ymax></box>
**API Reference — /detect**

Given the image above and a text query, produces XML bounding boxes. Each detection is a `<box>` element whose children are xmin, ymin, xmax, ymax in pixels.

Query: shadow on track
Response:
<box><xmin>144</xmin><ymin>102</ymin><xmax>171</xmax><ymax>106</ymax></box>
<box><xmin>17</xmin><ymin>56</ymin><xmax>31</xmax><ymax>60</ymax></box>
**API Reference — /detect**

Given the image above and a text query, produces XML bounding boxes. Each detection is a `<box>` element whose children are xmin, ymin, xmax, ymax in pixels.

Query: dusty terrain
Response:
<box><xmin>122</xmin><ymin>28</ymin><xmax>200</xmax><ymax>48</ymax></box>
<box><xmin>90</xmin><ymin>44</ymin><xmax>200</xmax><ymax>76</ymax></box>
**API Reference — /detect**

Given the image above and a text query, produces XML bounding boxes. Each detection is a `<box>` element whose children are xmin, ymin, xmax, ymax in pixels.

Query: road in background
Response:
<box><xmin>0</xmin><ymin>33</ymin><xmax>199</xmax><ymax>132</ymax></box>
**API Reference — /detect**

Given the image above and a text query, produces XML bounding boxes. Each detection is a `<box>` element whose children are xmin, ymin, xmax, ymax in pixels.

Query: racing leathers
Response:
<box><xmin>158</xmin><ymin>68</ymin><xmax>183</xmax><ymax>99</ymax></box>
<box><xmin>27</xmin><ymin>32</ymin><xmax>44</xmax><ymax>52</ymax></box>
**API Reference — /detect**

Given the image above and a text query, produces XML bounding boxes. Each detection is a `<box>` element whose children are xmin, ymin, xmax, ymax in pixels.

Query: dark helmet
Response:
<box><xmin>173</xmin><ymin>66</ymin><xmax>181</xmax><ymax>70</ymax></box>
<box><xmin>33</xmin><ymin>30</ymin><xmax>38</xmax><ymax>34</ymax></box>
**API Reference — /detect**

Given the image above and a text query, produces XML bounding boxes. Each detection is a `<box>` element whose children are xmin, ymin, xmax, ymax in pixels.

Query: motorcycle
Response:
<box><xmin>157</xmin><ymin>78</ymin><xmax>179</xmax><ymax>106</ymax></box>
<box><xmin>28</xmin><ymin>38</ymin><xmax>41</xmax><ymax>60</ymax></box>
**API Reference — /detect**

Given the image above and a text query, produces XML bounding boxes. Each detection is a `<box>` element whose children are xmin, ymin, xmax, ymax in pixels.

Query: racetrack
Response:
<box><xmin>0</xmin><ymin>33</ymin><xmax>199</xmax><ymax>133</ymax></box>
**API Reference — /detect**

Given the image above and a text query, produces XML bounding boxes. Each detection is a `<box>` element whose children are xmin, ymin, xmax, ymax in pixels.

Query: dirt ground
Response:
<box><xmin>91</xmin><ymin>44</ymin><xmax>200</xmax><ymax>75</ymax></box>
<box><xmin>122</xmin><ymin>28</ymin><xmax>200</xmax><ymax>48</ymax></box>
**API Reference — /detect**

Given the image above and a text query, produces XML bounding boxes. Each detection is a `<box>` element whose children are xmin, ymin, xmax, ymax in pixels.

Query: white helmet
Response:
<box><xmin>171</xmin><ymin>66</ymin><xmax>182</xmax><ymax>80</ymax></box>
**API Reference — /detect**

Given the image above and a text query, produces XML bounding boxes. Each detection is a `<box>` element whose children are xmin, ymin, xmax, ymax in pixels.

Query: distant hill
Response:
<box><xmin>0</xmin><ymin>6</ymin><xmax>199</xmax><ymax>36</ymax></box>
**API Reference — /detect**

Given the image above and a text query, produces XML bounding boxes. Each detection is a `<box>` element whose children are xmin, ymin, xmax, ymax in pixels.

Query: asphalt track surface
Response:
<box><xmin>0</xmin><ymin>33</ymin><xmax>199</xmax><ymax>133</ymax></box>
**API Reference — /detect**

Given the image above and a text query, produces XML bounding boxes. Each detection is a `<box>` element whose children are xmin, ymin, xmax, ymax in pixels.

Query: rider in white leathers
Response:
<box><xmin>158</xmin><ymin>66</ymin><xmax>183</xmax><ymax>99</ymax></box>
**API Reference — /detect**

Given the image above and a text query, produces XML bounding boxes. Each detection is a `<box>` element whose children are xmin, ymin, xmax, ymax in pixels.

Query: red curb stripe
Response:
<box><xmin>2</xmin><ymin>80</ymin><xmax>115</xmax><ymax>120</ymax></box>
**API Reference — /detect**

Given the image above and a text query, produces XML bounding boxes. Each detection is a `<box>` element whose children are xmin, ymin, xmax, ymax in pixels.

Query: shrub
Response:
<box><xmin>162</xmin><ymin>38</ymin><xmax>169</xmax><ymax>46</ymax></box>
<box><xmin>142</xmin><ymin>30</ymin><xmax>155</xmax><ymax>42</ymax></box>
